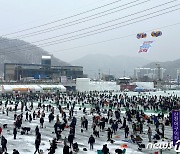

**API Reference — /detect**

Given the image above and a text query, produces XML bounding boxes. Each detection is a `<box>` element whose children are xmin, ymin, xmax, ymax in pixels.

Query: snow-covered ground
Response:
<box><xmin>0</xmin><ymin>91</ymin><xmax>178</xmax><ymax>154</ymax></box>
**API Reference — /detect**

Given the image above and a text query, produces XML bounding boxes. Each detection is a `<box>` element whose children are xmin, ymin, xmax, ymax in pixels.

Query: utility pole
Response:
<box><xmin>178</xmin><ymin>75</ymin><xmax>180</xmax><ymax>89</ymax></box>
<box><xmin>124</xmin><ymin>70</ymin><xmax>126</xmax><ymax>77</ymax></box>
<box><xmin>98</xmin><ymin>69</ymin><xmax>101</xmax><ymax>81</ymax></box>
<box><xmin>156</xmin><ymin>63</ymin><xmax>161</xmax><ymax>90</ymax></box>
<box><xmin>109</xmin><ymin>68</ymin><xmax>110</xmax><ymax>75</ymax></box>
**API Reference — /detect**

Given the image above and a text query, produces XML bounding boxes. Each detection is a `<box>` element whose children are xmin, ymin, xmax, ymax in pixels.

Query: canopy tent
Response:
<box><xmin>76</xmin><ymin>78</ymin><xmax>119</xmax><ymax>92</ymax></box>
<box><xmin>39</xmin><ymin>85</ymin><xmax>66</xmax><ymax>92</ymax></box>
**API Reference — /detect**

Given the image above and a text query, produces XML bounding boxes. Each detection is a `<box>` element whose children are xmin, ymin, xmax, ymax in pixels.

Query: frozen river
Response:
<box><xmin>0</xmin><ymin>90</ymin><xmax>178</xmax><ymax>154</ymax></box>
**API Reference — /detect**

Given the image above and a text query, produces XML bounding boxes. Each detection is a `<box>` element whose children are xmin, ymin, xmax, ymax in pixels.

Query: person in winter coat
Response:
<box><xmin>35</xmin><ymin>126</ymin><xmax>39</xmax><ymax>136</ymax></box>
<box><xmin>94</xmin><ymin>125</ymin><xmax>100</xmax><ymax>137</ymax></box>
<box><xmin>125</xmin><ymin>125</ymin><xmax>129</xmax><ymax>138</ymax></box>
<box><xmin>26</xmin><ymin>112</ymin><xmax>28</xmax><ymax>121</ymax></box>
<box><xmin>111</xmin><ymin>122</ymin><xmax>117</xmax><ymax>134</ymax></box>
<box><xmin>29</xmin><ymin>114</ymin><xmax>32</xmax><ymax>123</ymax></box>
<box><xmin>34</xmin><ymin>137</ymin><xmax>41</xmax><ymax>154</ymax></box>
<box><xmin>102</xmin><ymin>144</ymin><xmax>110</xmax><ymax>154</ymax></box>
<box><xmin>84</xmin><ymin>119</ymin><xmax>88</xmax><ymax>130</ymax></box>
<box><xmin>33</xmin><ymin>111</ymin><xmax>36</xmax><ymax>120</ymax></box>
<box><xmin>88</xmin><ymin>135</ymin><xmax>95</xmax><ymax>150</ymax></box>
<box><xmin>48</xmin><ymin>138</ymin><xmax>57</xmax><ymax>154</ymax></box>
<box><xmin>13</xmin><ymin>127</ymin><xmax>17</xmax><ymax>139</ymax></box>
<box><xmin>1</xmin><ymin>135</ymin><xmax>7</xmax><ymax>152</ymax></box>
<box><xmin>161</xmin><ymin>123</ymin><xmax>165</xmax><ymax>138</ymax></box>
<box><xmin>40</xmin><ymin>117</ymin><xmax>44</xmax><ymax>128</ymax></box>
<box><xmin>147</xmin><ymin>126</ymin><xmax>152</xmax><ymax>142</ymax></box>
<box><xmin>68</xmin><ymin>133</ymin><xmax>74</xmax><ymax>148</ymax></box>
<box><xmin>63</xmin><ymin>145</ymin><xmax>70</xmax><ymax>154</ymax></box>
<box><xmin>107</xmin><ymin>128</ymin><xmax>112</xmax><ymax>141</ymax></box>
<box><xmin>34</xmin><ymin>132</ymin><xmax>41</xmax><ymax>154</ymax></box>
<box><xmin>140</xmin><ymin>122</ymin><xmax>143</xmax><ymax>134</ymax></box>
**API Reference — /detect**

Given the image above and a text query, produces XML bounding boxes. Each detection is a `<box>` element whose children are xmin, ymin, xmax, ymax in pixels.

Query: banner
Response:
<box><xmin>172</xmin><ymin>110</ymin><xmax>180</xmax><ymax>146</ymax></box>
<box><xmin>138</xmin><ymin>41</ymin><xmax>154</xmax><ymax>53</ymax></box>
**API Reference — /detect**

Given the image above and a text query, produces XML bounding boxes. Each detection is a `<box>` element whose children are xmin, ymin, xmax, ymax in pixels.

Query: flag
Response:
<box><xmin>138</xmin><ymin>41</ymin><xmax>154</xmax><ymax>53</ymax></box>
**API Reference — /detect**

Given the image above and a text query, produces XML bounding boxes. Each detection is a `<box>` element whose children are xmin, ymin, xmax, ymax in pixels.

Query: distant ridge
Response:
<box><xmin>71</xmin><ymin>54</ymin><xmax>151</xmax><ymax>78</ymax></box>
<box><xmin>0</xmin><ymin>37</ymin><xmax>70</xmax><ymax>75</ymax></box>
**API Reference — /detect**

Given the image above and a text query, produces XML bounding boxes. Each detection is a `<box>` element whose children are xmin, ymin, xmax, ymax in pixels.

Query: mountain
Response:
<box><xmin>144</xmin><ymin>59</ymin><xmax>180</xmax><ymax>79</ymax></box>
<box><xmin>70</xmin><ymin>54</ymin><xmax>151</xmax><ymax>78</ymax></box>
<box><xmin>0</xmin><ymin>37</ymin><xmax>70</xmax><ymax>75</ymax></box>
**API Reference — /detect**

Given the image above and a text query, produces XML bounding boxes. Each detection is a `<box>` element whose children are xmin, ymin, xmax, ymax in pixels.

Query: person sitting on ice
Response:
<box><xmin>135</xmin><ymin>135</ymin><xmax>143</xmax><ymax>143</ymax></box>
<box><xmin>153</xmin><ymin>133</ymin><xmax>161</xmax><ymax>140</ymax></box>
<box><xmin>73</xmin><ymin>142</ymin><xmax>79</xmax><ymax>152</ymax></box>
<box><xmin>130</xmin><ymin>135</ymin><xmax>136</xmax><ymax>143</ymax></box>
<box><xmin>13</xmin><ymin>149</ymin><xmax>20</xmax><ymax>154</ymax></box>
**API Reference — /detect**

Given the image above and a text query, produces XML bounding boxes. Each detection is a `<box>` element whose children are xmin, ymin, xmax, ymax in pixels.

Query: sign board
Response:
<box><xmin>172</xmin><ymin>110</ymin><xmax>180</xmax><ymax>146</ymax></box>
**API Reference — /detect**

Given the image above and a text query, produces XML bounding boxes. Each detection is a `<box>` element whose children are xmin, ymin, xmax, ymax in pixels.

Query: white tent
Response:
<box><xmin>24</xmin><ymin>85</ymin><xmax>42</xmax><ymax>92</ymax></box>
<box><xmin>133</xmin><ymin>82</ymin><xmax>154</xmax><ymax>90</ymax></box>
<box><xmin>1</xmin><ymin>85</ymin><xmax>13</xmax><ymax>92</ymax></box>
<box><xmin>76</xmin><ymin>78</ymin><xmax>119</xmax><ymax>92</ymax></box>
<box><xmin>0</xmin><ymin>84</ymin><xmax>66</xmax><ymax>93</ymax></box>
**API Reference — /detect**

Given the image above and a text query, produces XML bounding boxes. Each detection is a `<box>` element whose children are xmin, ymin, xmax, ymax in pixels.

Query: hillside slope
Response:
<box><xmin>0</xmin><ymin>37</ymin><xmax>70</xmax><ymax>75</ymax></box>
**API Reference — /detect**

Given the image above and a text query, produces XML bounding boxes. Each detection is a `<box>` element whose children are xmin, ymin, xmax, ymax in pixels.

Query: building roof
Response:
<box><xmin>42</xmin><ymin>56</ymin><xmax>51</xmax><ymax>59</ymax></box>
<box><xmin>119</xmin><ymin>77</ymin><xmax>130</xmax><ymax>80</ymax></box>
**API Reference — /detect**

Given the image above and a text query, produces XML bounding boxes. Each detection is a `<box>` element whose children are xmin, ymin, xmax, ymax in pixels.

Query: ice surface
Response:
<box><xmin>0</xmin><ymin>90</ymin><xmax>178</xmax><ymax>154</ymax></box>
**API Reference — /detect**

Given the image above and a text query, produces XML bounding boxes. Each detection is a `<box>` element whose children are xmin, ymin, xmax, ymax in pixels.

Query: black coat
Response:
<box><xmin>68</xmin><ymin>134</ymin><xmax>74</xmax><ymax>143</ymax></box>
<box><xmin>35</xmin><ymin>138</ymin><xmax>41</xmax><ymax>147</ymax></box>
<box><xmin>102</xmin><ymin>145</ymin><xmax>109</xmax><ymax>154</ymax></box>
<box><xmin>63</xmin><ymin>145</ymin><xmax>69</xmax><ymax>154</ymax></box>
<box><xmin>1</xmin><ymin>136</ymin><xmax>7</xmax><ymax>146</ymax></box>
<box><xmin>13</xmin><ymin>128</ymin><xmax>17</xmax><ymax>135</ymax></box>
<box><xmin>88</xmin><ymin>136</ymin><xmax>95</xmax><ymax>144</ymax></box>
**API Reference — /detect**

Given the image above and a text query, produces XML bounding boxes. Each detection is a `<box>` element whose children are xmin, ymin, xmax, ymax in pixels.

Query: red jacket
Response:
<box><xmin>0</xmin><ymin>127</ymin><xmax>2</xmax><ymax>134</ymax></box>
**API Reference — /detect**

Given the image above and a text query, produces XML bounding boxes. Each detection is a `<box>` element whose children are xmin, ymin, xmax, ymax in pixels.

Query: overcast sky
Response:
<box><xmin>0</xmin><ymin>0</ymin><xmax>179</xmax><ymax>62</ymax></box>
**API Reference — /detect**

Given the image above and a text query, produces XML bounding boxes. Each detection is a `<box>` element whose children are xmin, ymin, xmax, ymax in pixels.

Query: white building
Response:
<box><xmin>134</xmin><ymin>67</ymin><xmax>166</xmax><ymax>81</ymax></box>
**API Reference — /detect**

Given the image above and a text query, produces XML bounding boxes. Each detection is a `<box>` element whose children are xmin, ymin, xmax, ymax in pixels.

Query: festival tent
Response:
<box><xmin>39</xmin><ymin>84</ymin><xmax>66</xmax><ymax>92</ymax></box>
<box><xmin>24</xmin><ymin>85</ymin><xmax>42</xmax><ymax>92</ymax></box>
<box><xmin>133</xmin><ymin>82</ymin><xmax>154</xmax><ymax>90</ymax></box>
<box><xmin>1</xmin><ymin>85</ymin><xmax>13</xmax><ymax>92</ymax></box>
<box><xmin>76</xmin><ymin>78</ymin><xmax>119</xmax><ymax>92</ymax></box>
<box><xmin>0</xmin><ymin>84</ymin><xmax>66</xmax><ymax>93</ymax></box>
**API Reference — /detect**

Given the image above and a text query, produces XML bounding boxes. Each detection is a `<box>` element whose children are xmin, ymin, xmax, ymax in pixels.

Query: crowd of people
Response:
<box><xmin>0</xmin><ymin>90</ymin><xmax>179</xmax><ymax>154</ymax></box>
